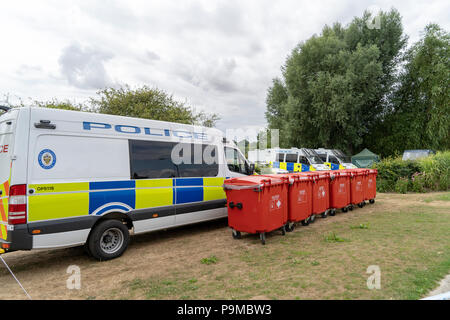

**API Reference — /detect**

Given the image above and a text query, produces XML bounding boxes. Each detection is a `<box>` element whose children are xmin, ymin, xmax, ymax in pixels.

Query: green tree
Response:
<box><xmin>90</xmin><ymin>85</ymin><xmax>219</xmax><ymax>127</ymax></box>
<box><xmin>266</xmin><ymin>9</ymin><xmax>406</xmax><ymax>154</ymax></box>
<box><xmin>371</xmin><ymin>24</ymin><xmax>450</xmax><ymax>156</ymax></box>
<box><xmin>34</xmin><ymin>99</ymin><xmax>85</xmax><ymax>111</ymax></box>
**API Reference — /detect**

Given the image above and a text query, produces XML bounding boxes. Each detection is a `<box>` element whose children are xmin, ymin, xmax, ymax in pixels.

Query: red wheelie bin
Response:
<box><xmin>262</xmin><ymin>173</ymin><xmax>314</xmax><ymax>231</ymax></box>
<box><xmin>345</xmin><ymin>169</ymin><xmax>367</xmax><ymax>210</ymax></box>
<box><xmin>223</xmin><ymin>175</ymin><xmax>289</xmax><ymax>244</ymax></box>
<box><xmin>329</xmin><ymin>170</ymin><xmax>351</xmax><ymax>214</ymax></box>
<box><xmin>364</xmin><ymin>169</ymin><xmax>377</xmax><ymax>204</ymax></box>
<box><xmin>298</xmin><ymin>171</ymin><xmax>331</xmax><ymax>222</ymax></box>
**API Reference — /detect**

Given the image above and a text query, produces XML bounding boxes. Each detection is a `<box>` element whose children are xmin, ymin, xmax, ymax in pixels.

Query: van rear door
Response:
<box><xmin>0</xmin><ymin>108</ymin><xmax>18</xmax><ymax>240</ymax></box>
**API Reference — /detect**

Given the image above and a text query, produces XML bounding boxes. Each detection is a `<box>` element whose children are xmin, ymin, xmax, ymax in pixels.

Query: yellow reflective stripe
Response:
<box><xmin>294</xmin><ymin>163</ymin><xmax>302</xmax><ymax>172</ymax></box>
<box><xmin>28</xmin><ymin>192</ymin><xmax>89</xmax><ymax>222</ymax></box>
<box><xmin>204</xmin><ymin>177</ymin><xmax>226</xmax><ymax>201</ymax></box>
<box><xmin>0</xmin><ymin>224</ymin><xmax>7</xmax><ymax>240</ymax></box>
<box><xmin>310</xmin><ymin>166</ymin><xmax>316</xmax><ymax>171</ymax></box>
<box><xmin>135</xmin><ymin>187</ymin><xmax>173</xmax><ymax>209</ymax></box>
<box><xmin>324</xmin><ymin>162</ymin><xmax>331</xmax><ymax>168</ymax></box>
<box><xmin>339</xmin><ymin>164</ymin><xmax>345</xmax><ymax>170</ymax></box>
<box><xmin>279</xmin><ymin>162</ymin><xmax>287</xmax><ymax>170</ymax></box>
<box><xmin>29</xmin><ymin>182</ymin><xmax>89</xmax><ymax>194</ymax></box>
<box><xmin>203</xmin><ymin>177</ymin><xmax>224</xmax><ymax>187</ymax></box>
<box><xmin>136</xmin><ymin>179</ymin><xmax>172</xmax><ymax>188</ymax></box>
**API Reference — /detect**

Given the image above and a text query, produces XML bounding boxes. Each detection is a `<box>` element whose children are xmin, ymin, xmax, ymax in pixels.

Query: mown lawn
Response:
<box><xmin>113</xmin><ymin>192</ymin><xmax>450</xmax><ymax>300</ymax></box>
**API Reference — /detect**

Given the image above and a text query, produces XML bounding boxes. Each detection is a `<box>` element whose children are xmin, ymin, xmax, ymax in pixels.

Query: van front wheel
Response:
<box><xmin>88</xmin><ymin>220</ymin><xmax>130</xmax><ymax>261</ymax></box>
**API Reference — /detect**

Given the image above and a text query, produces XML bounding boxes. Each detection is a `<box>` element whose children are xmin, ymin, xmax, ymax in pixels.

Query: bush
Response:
<box><xmin>410</xmin><ymin>172</ymin><xmax>426</xmax><ymax>193</ymax></box>
<box><xmin>417</xmin><ymin>151</ymin><xmax>450</xmax><ymax>191</ymax></box>
<box><xmin>377</xmin><ymin>178</ymin><xmax>393</xmax><ymax>193</ymax></box>
<box><xmin>374</xmin><ymin>151</ymin><xmax>450</xmax><ymax>193</ymax></box>
<box><xmin>394</xmin><ymin>177</ymin><xmax>409</xmax><ymax>194</ymax></box>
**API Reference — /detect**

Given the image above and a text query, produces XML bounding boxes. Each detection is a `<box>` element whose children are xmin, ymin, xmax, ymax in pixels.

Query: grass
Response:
<box><xmin>424</xmin><ymin>193</ymin><xmax>450</xmax><ymax>203</ymax></box>
<box><xmin>114</xmin><ymin>192</ymin><xmax>450</xmax><ymax>300</ymax></box>
<box><xmin>200</xmin><ymin>255</ymin><xmax>218</xmax><ymax>265</ymax></box>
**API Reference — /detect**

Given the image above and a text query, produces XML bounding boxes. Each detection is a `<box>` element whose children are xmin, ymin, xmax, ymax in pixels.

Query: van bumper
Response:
<box><xmin>0</xmin><ymin>225</ymin><xmax>33</xmax><ymax>252</ymax></box>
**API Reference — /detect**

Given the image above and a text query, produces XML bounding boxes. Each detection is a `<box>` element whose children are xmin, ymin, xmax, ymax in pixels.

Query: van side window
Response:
<box><xmin>129</xmin><ymin>140</ymin><xmax>178</xmax><ymax>179</ymax></box>
<box><xmin>285</xmin><ymin>153</ymin><xmax>298</xmax><ymax>163</ymax></box>
<box><xmin>318</xmin><ymin>154</ymin><xmax>327</xmax><ymax>162</ymax></box>
<box><xmin>276</xmin><ymin>153</ymin><xmax>285</xmax><ymax>162</ymax></box>
<box><xmin>225</xmin><ymin>147</ymin><xmax>248</xmax><ymax>174</ymax></box>
<box><xmin>178</xmin><ymin>144</ymin><xmax>219</xmax><ymax>177</ymax></box>
<box><xmin>299</xmin><ymin>156</ymin><xmax>309</xmax><ymax>165</ymax></box>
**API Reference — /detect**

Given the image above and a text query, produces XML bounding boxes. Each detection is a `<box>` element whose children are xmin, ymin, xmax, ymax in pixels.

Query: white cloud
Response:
<box><xmin>0</xmin><ymin>0</ymin><xmax>448</xmax><ymax>131</ymax></box>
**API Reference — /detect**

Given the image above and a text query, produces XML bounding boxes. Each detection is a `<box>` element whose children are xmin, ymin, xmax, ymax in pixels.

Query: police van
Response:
<box><xmin>315</xmin><ymin>148</ymin><xmax>357</xmax><ymax>170</ymax></box>
<box><xmin>265</xmin><ymin>148</ymin><xmax>330</xmax><ymax>172</ymax></box>
<box><xmin>0</xmin><ymin>106</ymin><xmax>254</xmax><ymax>260</ymax></box>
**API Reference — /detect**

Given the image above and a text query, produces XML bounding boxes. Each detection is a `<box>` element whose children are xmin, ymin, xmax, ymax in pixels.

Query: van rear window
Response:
<box><xmin>129</xmin><ymin>140</ymin><xmax>218</xmax><ymax>179</ymax></box>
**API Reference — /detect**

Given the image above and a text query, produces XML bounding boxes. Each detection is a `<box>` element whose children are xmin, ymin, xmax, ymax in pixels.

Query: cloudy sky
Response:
<box><xmin>0</xmin><ymin>0</ymin><xmax>448</xmax><ymax>134</ymax></box>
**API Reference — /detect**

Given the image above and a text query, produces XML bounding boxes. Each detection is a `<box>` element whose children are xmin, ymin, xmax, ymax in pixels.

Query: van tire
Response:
<box><xmin>88</xmin><ymin>220</ymin><xmax>129</xmax><ymax>261</ymax></box>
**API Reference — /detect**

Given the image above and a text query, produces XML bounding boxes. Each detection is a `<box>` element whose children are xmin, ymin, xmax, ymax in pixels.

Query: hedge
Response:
<box><xmin>373</xmin><ymin>151</ymin><xmax>450</xmax><ymax>193</ymax></box>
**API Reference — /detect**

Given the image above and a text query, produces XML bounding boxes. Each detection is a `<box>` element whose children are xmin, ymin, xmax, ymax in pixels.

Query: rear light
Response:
<box><xmin>8</xmin><ymin>184</ymin><xmax>27</xmax><ymax>225</ymax></box>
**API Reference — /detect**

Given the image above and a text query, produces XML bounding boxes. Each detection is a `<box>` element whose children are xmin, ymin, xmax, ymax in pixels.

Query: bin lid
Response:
<box><xmin>300</xmin><ymin>171</ymin><xmax>330</xmax><ymax>179</ymax></box>
<box><xmin>260</xmin><ymin>173</ymin><xmax>312</xmax><ymax>184</ymax></box>
<box><xmin>223</xmin><ymin>175</ymin><xmax>287</xmax><ymax>189</ymax></box>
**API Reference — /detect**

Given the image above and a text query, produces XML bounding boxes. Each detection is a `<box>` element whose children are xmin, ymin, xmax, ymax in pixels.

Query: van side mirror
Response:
<box><xmin>248</xmin><ymin>163</ymin><xmax>255</xmax><ymax>175</ymax></box>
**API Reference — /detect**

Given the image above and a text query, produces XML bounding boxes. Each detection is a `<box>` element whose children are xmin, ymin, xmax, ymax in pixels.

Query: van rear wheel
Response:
<box><xmin>88</xmin><ymin>220</ymin><xmax>129</xmax><ymax>261</ymax></box>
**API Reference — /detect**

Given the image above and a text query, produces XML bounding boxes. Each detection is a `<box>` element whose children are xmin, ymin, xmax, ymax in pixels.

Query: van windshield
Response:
<box><xmin>332</xmin><ymin>149</ymin><xmax>351</xmax><ymax>163</ymax></box>
<box><xmin>302</xmin><ymin>149</ymin><xmax>324</xmax><ymax>164</ymax></box>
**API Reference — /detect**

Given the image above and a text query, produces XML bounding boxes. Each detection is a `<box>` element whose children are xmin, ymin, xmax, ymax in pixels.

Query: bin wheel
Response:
<box><xmin>321</xmin><ymin>211</ymin><xmax>328</xmax><ymax>218</ymax></box>
<box><xmin>358</xmin><ymin>202</ymin><xmax>364</xmax><ymax>208</ymax></box>
<box><xmin>310</xmin><ymin>214</ymin><xmax>316</xmax><ymax>223</ymax></box>
<box><xmin>301</xmin><ymin>219</ymin><xmax>310</xmax><ymax>226</ymax></box>
<box><xmin>348</xmin><ymin>205</ymin><xmax>354</xmax><ymax>211</ymax></box>
<box><xmin>329</xmin><ymin>209</ymin><xmax>336</xmax><ymax>216</ymax></box>
<box><xmin>260</xmin><ymin>233</ymin><xmax>266</xmax><ymax>245</ymax></box>
<box><xmin>232</xmin><ymin>229</ymin><xmax>241</xmax><ymax>239</ymax></box>
<box><xmin>369</xmin><ymin>199</ymin><xmax>375</xmax><ymax>204</ymax></box>
<box><xmin>342</xmin><ymin>207</ymin><xmax>348</xmax><ymax>213</ymax></box>
<box><xmin>281</xmin><ymin>226</ymin><xmax>286</xmax><ymax>236</ymax></box>
<box><xmin>285</xmin><ymin>223</ymin><xmax>295</xmax><ymax>232</ymax></box>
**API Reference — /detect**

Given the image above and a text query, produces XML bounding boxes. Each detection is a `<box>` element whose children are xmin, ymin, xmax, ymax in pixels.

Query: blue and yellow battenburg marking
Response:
<box><xmin>324</xmin><ymin>162</ymin><xmax>345</xmax><ymax>170</ymax></box>
<box><xmin>271</xmin><ymin>161</ymin><xmax>316</xmax><ymax>172</ymax></box>
<box><xmin>27</xmin><ymin>177</ymin><xmax>226</xmax><ymax>222</ymax></box>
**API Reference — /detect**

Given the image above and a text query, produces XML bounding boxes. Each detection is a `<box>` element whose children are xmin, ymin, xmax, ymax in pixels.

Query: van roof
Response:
<box><xmin>22</xmin><ymin>106</ymin><xmax>224</xmax><ymax>137</ymax></box>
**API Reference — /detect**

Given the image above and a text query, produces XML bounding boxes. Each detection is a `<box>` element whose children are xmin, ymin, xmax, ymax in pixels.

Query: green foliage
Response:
<box><xmin>90</xmin><ymin>85</ymin><xmax>219</xmax><ymax>127</ymax></box>
<box><xmin>371</xmin><ymin>24</ymin><xmax>450</xmax><ymax>156</ymax></box>
<box><xmin>324</xmin><ymin>232</ymin><xmax>349</xmax><ymax>243</ymax></box>
<box><xmin>350</xmin><ymin>223</ymin><xmax>369</xmax><ymax>229</ymax></box>
<box><xmin>375</xmin><ymin>151</ymin><xmax>450</xmax><ymax>193</ymax></box>
<box><xmin>266</xmin><ymin>9</ymin><xmax>406</xmax><ymax>154</ymax></box>
<box><xmin>33</xmin><ymin>99</ymin><xmax>86</xmax><ymax>112</ymax></box>
<box><xmin>200</xmin><ymin>255</ymin><xmax>218</xmax><ymax>265</ymax></box>
<box><xmin>394</xmin><ymin>177</ymin><xmax>409</xmax><ymax>194</ymax></box>
<box><xmin>417</xmin><ymin>151</ymin><xmax>450</xmax><ymax>190</ymax></box>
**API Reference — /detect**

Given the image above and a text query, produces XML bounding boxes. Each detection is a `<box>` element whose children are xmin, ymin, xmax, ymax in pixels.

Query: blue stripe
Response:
<box><xmin>90</xmin><ymin>180</ymin><xmax>135</xmax><ymax>190</ymax></box>
<box><xmin>89</xmin><ymin>190</ymin><xmax>135</xmax><ymax>214</ymax></box>
<box><xmin>175</xmin><ymin>178</ymin><xmax>203</xmax><ymax>186</ymax></box>
<box><xmin>301</xmin><ymin>164</ymin><xmax>310</xmax><ymax>172</ymax></box>
<box><xmin>273</xmin><ymin>162</ymin><xmax>280</xmax><ymax>168</ymax></box>
<box><xmin>287</xmin><ymin>163</ymin><xmax>294</xmax><ymax>172</ymax></box>
<box><xmin>176</xmin><ymin>187</ymin><xmax>203</xmax><ymax>204</ymax></box>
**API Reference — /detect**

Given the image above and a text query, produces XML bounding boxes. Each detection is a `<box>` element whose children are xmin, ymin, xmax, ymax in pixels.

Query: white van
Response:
<box><xmin>0</xmin><ymin>106</ymin><xmax>254</xmax><ymax>260</ymax></box>
<box><xmin>315</xmin><ymin>148</ymin><xmax>357</xmax><ymax>170</ymax></box>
